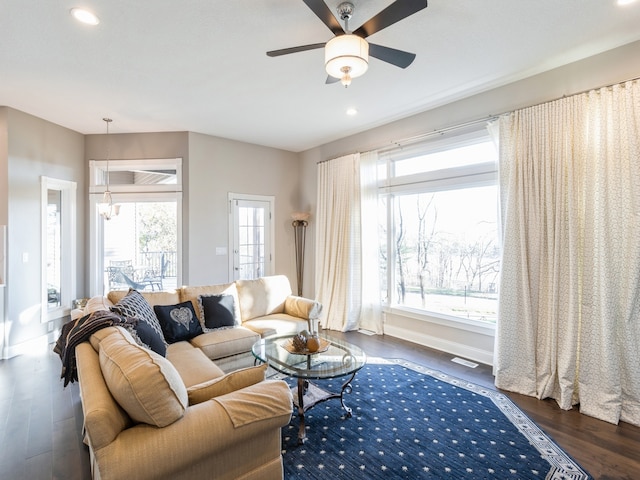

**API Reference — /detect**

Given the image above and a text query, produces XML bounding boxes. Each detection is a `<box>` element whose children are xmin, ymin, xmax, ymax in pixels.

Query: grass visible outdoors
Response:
<box><xmin>400</xmin><ymin>291</ymin><xmax>498</xmax><ymax>323</ymax></box>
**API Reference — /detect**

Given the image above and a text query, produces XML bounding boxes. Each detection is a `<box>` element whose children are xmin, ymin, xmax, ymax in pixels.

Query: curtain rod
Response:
<box><xmin>377</xmin><ymin>115</ymin><xmax>498</xmax><ymax>153</ymax></box>
<box><xmin>320</xmin><ymin>74</ymin><xmax>640</xmax><ymax>162</ymax></box>
<box><xmin>379</xmin><ymin>74</ymin><xmax>640</xmax><ymax>153</ymax></box>
<box><xmin>499</xmin><ymin>74</ymin><xmax>640</xmax><ymax>116</ymax></box>
<box><xmin>317</xmin><ymin>115</ymin><xmax>496</xmax><ymax>163</ymax></box>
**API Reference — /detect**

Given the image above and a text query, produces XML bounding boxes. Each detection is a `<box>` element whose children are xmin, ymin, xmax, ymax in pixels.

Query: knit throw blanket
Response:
<box><xmin>53</xmin><ymin>310</ymin><xmax>135</xmax><ymax>387</ymax></box>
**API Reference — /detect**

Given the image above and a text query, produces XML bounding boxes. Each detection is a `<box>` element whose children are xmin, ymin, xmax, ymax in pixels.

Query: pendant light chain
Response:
<box><xmin>99</xmin><ymin>117</ymin><xmax>119</xmax><ymax>220</ymax></box>
<box><xmin>103</xmin><ymin>117</ymin><xmax>112</xmax><ymax>192</ymax></box>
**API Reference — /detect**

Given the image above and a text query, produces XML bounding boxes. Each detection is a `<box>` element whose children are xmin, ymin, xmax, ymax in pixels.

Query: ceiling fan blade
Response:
<box><xmin>325</xmin><ymin>75</ymin><xmax>340</xmax><ymax>84</ymax></box>
<box><xmin>369</xmin><ymin>43</ymin><xmax>416</xmax><ymax>69</ymax></box>
<box><xmin>266</xmin><ymin>43</ymin><xmax>325</xmax><ymax>57</ymax></box>
<box><xmin>353</xmin><ymin>0</ymin><xmax>428</xmax><ymax>38</ymax></box>
<box><xmin>302</xmin><ymin>0</ymin><xmax>345</xmax><ymax>35</ymax></box>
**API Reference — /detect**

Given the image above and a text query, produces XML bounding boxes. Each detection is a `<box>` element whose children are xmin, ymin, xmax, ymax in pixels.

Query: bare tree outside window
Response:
<box><xmin>380</xmin><ymin>137</ymin><xmax>499</xmax><ymax>324</ymax></box>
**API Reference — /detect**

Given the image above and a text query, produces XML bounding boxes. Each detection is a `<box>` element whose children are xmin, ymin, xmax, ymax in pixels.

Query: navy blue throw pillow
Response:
<box><xmin>198</xmin><ymin>294</ymin><xmax>236</xmax><ymax>330</ymax></box>
<box><xmin>133</xmin><ymin>320</ymin><xmax>167</xmax><ymax>356</ymax></box>
<box><xmin>154</xmin><ymin>301</ymin><xmax>203</xmax><ymax>343</ymax></box>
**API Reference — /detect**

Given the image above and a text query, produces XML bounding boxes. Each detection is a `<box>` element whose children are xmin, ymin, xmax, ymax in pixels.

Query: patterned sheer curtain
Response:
<box><xmin>495</xmin><ymin>80</ymin><xmax>640</xmax><ymax>426</ymax></box>
<box><xmin>315</xmin><ymin>152</ymin><xmax>384</xmax><ymax>333</ymax></box>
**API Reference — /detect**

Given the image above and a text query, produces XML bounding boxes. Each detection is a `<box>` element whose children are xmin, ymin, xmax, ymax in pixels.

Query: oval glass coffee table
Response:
<box><xmin>252</xmin><ymin>333</ymin><xmax>367</xmax><ymax>444</ymax></box>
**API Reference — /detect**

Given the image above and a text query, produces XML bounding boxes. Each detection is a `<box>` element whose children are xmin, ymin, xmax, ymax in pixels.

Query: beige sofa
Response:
<box><xmin>72</xmin><ymin>275</ymin><xmax>322</xmax><ymax>362</ymax></box>
<box><xmin>107</xmin><ymin>274</ymin><xmax>322</xmax><ymax>340</ymax></box>
<box><xmin>73</xmin><ymin>275</ymin><xmax>322</xmax><ymax>479</ymax></box>
<box><xmin>77</xmin><ymin>326</ymin><xmax>293</xmax><ymax>480</ymax></box>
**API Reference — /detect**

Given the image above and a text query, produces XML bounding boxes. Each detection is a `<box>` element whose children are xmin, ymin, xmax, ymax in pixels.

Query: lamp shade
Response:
<box><xmin>325</xmin><ymin>34</ymin><xmax>369</xmax><ymax>79</ymax></box>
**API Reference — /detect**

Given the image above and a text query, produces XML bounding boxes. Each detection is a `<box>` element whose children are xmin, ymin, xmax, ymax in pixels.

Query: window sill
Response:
<box><xmin>384</xmin><ymin>305</ymin><xmax>496</xmax><ymax>337</ymax></box>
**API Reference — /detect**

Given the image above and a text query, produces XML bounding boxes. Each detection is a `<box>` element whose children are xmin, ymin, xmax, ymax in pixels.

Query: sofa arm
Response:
<box><xmin>187</xmin><ymin>363</ymin><xmax>267</xmax><ymax>405</ymax></box>
<box><xmin>94</xmin><ymin>380</ymin><xmax>293</xmax><ymax>480</ymax></box>
<box><xmin>284</xmin><ymin>295</ymin><xmax>322</xmax><ymax>321</ymax></box>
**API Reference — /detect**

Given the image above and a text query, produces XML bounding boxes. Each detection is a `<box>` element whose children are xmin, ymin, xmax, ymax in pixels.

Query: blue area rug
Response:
<box><xmin>278</xmin><ymin>359</ymin><xmax>592</xmax><ymax>479</ymax></box>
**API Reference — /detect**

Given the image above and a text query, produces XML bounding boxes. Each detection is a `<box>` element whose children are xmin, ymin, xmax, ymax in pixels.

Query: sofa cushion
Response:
<box><xmin>154</xmin><ymin>301</ymin><xmax>203</xmax><ymax>343</ymax></box>
<box><xmin>243</xmin><ymin>314</ymin><xmax>309</xmax><ymax>337</ymax></box>
<box><xmin>235</xmin><ymin>275</ymin><xmax>292</xmax><ymax>322</ymax></box>
<box><xmin>111</xmin><ymin>289</ymin><xmax>166</xmax><ymax>347</ymax></box>
<box><xmin>98</xmin><ymin>327</ymin><xmax>188</xmax><ymax>427</ymax></box>
<box><xmin>189</xmin><ymin>327</ymin><xmax>259</xmax><ymax>360</ymax></box>
<box><xmin>86</xmin><ymin>295</ymin><xmax>114</xmax><ymax>313</ymax></box>
<box><xmin>166</xmin><ymin>342</ymin><xmax>225</xmax><ymax>388</ymax></box>
<box><xmin>187</xmin><ymin>363</ymin><xmax>267</xmax><ymax>405</ymax></box>
<box><xmin>198</xmin><ymin>294</ymin><xmax>237</xmax><ymax>330</ymax></box>
<box><xmin>107</xmin><ymin>289</ymin><xmax>181</xmax><ymax>308</ymax></box>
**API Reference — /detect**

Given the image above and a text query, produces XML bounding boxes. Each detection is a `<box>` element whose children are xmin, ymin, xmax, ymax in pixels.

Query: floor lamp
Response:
<box><xmin>292</xmin><ymin>212</ymin><xmax>310</xmax><ymax>297</ymax></box>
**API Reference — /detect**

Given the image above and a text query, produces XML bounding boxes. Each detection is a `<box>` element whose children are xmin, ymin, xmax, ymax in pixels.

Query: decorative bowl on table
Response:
<box><xmin>284</xmin><ymin>332</ymin><xmax>330</xmax><ymax>355</ymax></box>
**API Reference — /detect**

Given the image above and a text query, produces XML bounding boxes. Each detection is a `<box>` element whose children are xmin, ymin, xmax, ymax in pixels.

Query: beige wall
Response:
<box><xmin>299</xmin><ymin>39</ymin><xmax>640</xmax><ymax>364</ymax></box>
<box><xmin>186</xmin><ymin>132</ymin><xmax>300</xmax><ymax>285</ymax></box>
<box><xmin>1</xmin><ymin>124</ymin><xmax>299</xmax><ymax>357</ymax></box>
<box><xmin>1</xmin><ymin>108</ymin><xmax>85</xmax><ymax>356</ymax></box>
<box><xmin>84</xmin><ymin>131</ymin><xmax>301</xmax><ymax>287</ymax></box>
<box><xmin>1</xmin><ymin>40</ymin><xmax>639</xmax><ymax>360</ymax></box>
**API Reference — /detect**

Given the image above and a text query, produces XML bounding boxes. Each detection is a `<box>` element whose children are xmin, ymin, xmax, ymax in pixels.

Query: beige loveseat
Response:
<box><xmin>73</xmin><ymin>275</ymin><xmax>321</xmax><ymax>480</ymax></box>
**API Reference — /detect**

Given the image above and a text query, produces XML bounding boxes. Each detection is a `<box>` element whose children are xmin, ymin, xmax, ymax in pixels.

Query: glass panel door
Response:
<box><xmin>102</xmin><ymin>200</ymin><xmax>178</xmax><ymax>293</ymax></box>
<box><xmin>230</xmin><ymin>196</ymin><xmax>273</xmax><ymax>280</ymax></box>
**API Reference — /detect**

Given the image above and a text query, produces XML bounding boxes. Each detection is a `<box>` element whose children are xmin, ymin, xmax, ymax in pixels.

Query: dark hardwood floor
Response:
<box><xmin>1</xmin><ymin>331</ymin><xmax>638</xmax><ymax>479</ymax></box>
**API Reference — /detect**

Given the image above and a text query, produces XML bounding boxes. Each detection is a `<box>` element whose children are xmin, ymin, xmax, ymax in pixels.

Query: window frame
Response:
<box><xmin>40</xmin><ymin>176</ymin><xmax>76</xmax><ymax>322</ymax></box>
<box><xmin>379</xmin><ymin>130</ymin><xmax>499</xmax><ymax>332</ymax></box>
<box><xmin>88</xmin><ymin>158</ymin><xmax>183</xmax><ymax>296</ymax></box>
<box><xmin>227</xmin><ymin>192</ymin><xmax>275</xmax><ymax>281</ymax></box>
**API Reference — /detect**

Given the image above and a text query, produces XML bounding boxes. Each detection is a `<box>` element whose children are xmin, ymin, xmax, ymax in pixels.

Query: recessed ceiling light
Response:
<box><xmin>346</xmin><ymin>108</ymin><xmax>358</xmax><ymax>116</ymax></box>
<box><xmin>70</xmin><ymin>8</ymin><xmax>100</xmax><ymax>25</ymax></box>
<box><xmin>617</xmin><ymin>0</ymin><xmax>637</xmax><ymax>5</ymax></box>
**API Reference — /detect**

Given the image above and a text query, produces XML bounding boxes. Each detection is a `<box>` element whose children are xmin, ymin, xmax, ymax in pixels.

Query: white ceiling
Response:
<box><xmin>2</xmin><ymin>0</ymin><xmax>640</xmax><ymax>152</ymax></box>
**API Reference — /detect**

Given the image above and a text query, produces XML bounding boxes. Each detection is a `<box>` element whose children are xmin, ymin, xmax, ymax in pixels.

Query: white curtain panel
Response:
<box><xmin>315</xmin><ymin>153</ymin><xmax>362</xmax><ymax>331</ymax></box>
<box><xmin>495</xmin><ymin>80</ymin><xmax>640</xmax><ymax>426</ymax></box>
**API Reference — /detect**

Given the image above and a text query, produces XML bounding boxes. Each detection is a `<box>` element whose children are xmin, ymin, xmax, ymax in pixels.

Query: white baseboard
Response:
<box><xmin>384</xmin><ymin>324</ymin><xmax>494</xmax><ymax>366</ymax></box>
<box><xmin>2</xmin><ymin>331</ymin><xmax>58</xmax><ymax>359</ymax></box>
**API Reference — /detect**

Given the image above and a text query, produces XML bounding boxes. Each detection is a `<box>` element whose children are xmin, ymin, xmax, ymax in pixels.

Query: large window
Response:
<box><xmin>380</xmin><ymin>130</ymin><xmax>499</xmax><ymax>324</ymax></box>
<box><xmin>89</xmin><ymin>159</ymin><xmax>182</xmax><ymax>296</ymax></box>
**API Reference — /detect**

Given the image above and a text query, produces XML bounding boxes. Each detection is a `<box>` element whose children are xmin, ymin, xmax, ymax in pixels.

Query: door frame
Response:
<box><xmin>228</xmin><ymin>192</ymin><xmax>275</xmax><ymax>281</ymax></box>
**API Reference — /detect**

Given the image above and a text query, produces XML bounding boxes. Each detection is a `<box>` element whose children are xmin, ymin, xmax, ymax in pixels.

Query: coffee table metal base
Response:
<box><xmin>291</xmin><ymin>371</ymin><xmax>357</xmax><ymax>444</ymax></box>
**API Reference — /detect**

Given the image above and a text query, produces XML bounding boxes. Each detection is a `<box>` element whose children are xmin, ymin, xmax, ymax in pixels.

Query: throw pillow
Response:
<box><xmin>110</xmin><ymin>289</ymin><xmax>166</xmax><ymax>346</ymax></box>
<box><xmin>131</xmin><ymin>320</ymin><xmax>167</xmax><ymax>356</ymax></box>
<box><xmin>98</xmin><ymin>327</ymin><xmax>188</xmax><ymax>427</ymax></box>
<box><xmin>187</xmin><ymin>363</ymin><xmax>267</xmax><ymax>405</ymax></box>
<box><xmin>198</xmin><ymin>294</ymin><xmax>237</xmax><ymax>330</ymax></box>
<box><xmin>154</xmin><ymin>301</ymin><xmax>203</xmax><ymax>343</ymax></box>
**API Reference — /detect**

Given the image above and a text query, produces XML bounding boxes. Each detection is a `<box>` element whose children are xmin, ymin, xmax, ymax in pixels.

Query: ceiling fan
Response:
<box><xmin>267</xmin><ymin>0</ymin><xmax>428</xmax><ymax>87</ymax></box>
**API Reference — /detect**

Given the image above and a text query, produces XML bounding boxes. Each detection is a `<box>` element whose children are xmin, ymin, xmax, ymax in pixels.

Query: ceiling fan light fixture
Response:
<box><xmin>325</xmin><ymin>34</ymin><xmax>369</xmax><ymax>84</ymax></box>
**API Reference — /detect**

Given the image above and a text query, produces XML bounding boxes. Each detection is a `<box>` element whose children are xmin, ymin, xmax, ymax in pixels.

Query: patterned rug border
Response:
<box><xmin>373</xmin><ymin>357</ymin><xmax>591</xmax><ymax>480</ymax></box>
